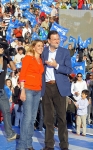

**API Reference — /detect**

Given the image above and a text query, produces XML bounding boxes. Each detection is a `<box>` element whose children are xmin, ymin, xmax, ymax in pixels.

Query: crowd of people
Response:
<box><xmin>0</xmin><ymin>0</ymin><xmax>93</xmax><ymax>150</ymax></box>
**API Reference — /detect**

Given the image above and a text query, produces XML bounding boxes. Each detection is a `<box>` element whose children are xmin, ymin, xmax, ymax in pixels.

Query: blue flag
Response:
<box><xmin>86</xmin><ymin>37</ymin><xmax>92</xmax><ymax>45</ymax></box>
<box><xmin>6</xmin><ymin>29</ymin><xmax>12</xmax><ymax>41</ymax></box>
<box><xmin>8</xmin><ymin>19</ymin><xmax>16</xmax><ymax>29</ymax></box>
<box><xmin>19</xmin><ymin>2</ymin><xmax>30</xmax><ymax>10</ymax></box>
<box><xmin>78</xmin><ymin>36</ymin><xmax>92</xmax><ymax>49</ymax></box>
<box><xmin>69</xmin><ymin>36</ymin><xmax>77</xmax><ymax>48</ymax></box>
<box><xmin>63</xmin><ymin>44</ymin><xmax>69</xmax><ymax>49</ymax></box>
<box><xmin>8</xmin><ymin>19</ymin><xmax>25</xmax><ymax>30</ymax></box>
<box><xmin>34</xmin><ymin>3</ymin><xmax>41</xmax><ymax>9</ymax></box>
<box><xmin>60</xmin><ymin>35</ymin><xmax>67</xmax><ymax>47</ymax></box>
<box><xmin>71</xmin><ymin>50</ymin><xmax>78</xmax><ymax>67</ymax></box>
<box><xmin>23</xmin><ymin>0</ymin><xmax>31</xmax><ymax>3</ymax></box>
<box><xmin>40</xmin><ymin>4</ymin><xmax>52</xmax><ymax>14</ymax></box>
<box><xmin>39</xmin><ymin>27</ymin><xmax>48</xmax><ymax>40</ymax></box>
<box><xmin>72</xmin><ymin>61</ymin><xmax>85</xmax><ymax>79</ymax></box>
<box><xmin>50</xmin><ymin>22</ymin><xmax>69</xmax><ymax>36</ymax></box>
<box><xmin>1</xmin><ymin>0</ymin><xmax>10</xmax><ymax>5</ymax></box>
<box><xmin>23</xmin><ymin>10</ymin><xmax>37</xmax><ymax>27</ymax></box>
<box><xmin>41</xmin><ymin>0</ymin><xmax>53</xmax><ymax>6</ymax></box>
<box><xmin>16</xmin><ymin>62</ymin><xmax>22</xmax><ymax>69</ymax></box>
<box><xmin>31</xmin><ymin>32</ymin><xmax>40</xmax><ymax>41</ymax></box>
<box><xmin>77</xmin><ymin>36</ymin><xmax>83</xmax><ymax>44</ymax></box>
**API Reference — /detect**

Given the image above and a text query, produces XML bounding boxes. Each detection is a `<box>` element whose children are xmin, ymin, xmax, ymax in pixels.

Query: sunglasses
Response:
<box><xmin>77</xmin><ymin>76</ymin><xmax>82</xmax><ymax>77</ymax></box>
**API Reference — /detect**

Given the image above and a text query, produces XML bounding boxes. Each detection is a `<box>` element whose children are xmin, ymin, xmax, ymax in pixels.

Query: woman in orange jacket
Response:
<box><xmin>16</xmin><ymin>40</ymin><xmax>44</xmax><ymax>150</ymax></box>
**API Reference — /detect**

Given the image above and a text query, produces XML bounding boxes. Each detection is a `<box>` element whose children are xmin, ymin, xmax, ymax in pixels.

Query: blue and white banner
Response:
<box><xmin>72</xmin><ymin>61</ymin><xmax>85</xmax><ymax>79</ymax></box>
<box><xmin>19</xmin><ymin>2</ymin><xmax>30</xmax><ymax>10</ymax></box>
<box><xmin>31</xmin><ymin>32</ymin><xmax>40</xmax><ymax>41</ymax></box>
<box><xmin>1</xmin><ymin>0</ymin><xmax>10</xmax><ymax>5</ymax></box>
<box><xmin>41</xmin><ymin>0</ymin><xmax>53</xmax><ymax>6</ymax></box>
<box><xmin>78</xmin><ymin>36</ymin><xmax>92</xmax><ymax>49</ymax></box>
<box><xmin>69</xmin><ymin>36</ymin><xmax>77</xmax><ymax>48</ymax></box>
<box><xmin>60</xmin><ymin>35</ymin><xmax>67</xmax><ymax>47</ymax></box>
<box><xmin>6</xmin><ymin>29</ymin><xmax>12</xmax><ymax>41</ymax></box>
<box><xmin>40</xmin><ymin>4</ymin><xmax>52</xmax><ymax>14</ymax></box>
<box><xmin>50</xmin><ymin>22</ymin><xmax>69</xmax><ymax>36</ymax></box>
<box><xmin>33</xmin><ymin>3</ymin><xmax>41</xmax><ymax>9</ymax></box>
<box><xmin>86</xmin><ymin>37</ymin><xmax>92</xmax><ymax>45</ymax></box>
<box><xmin>71</xmin><ymin>50</ymin><xmax>78</xmax><ymax>67</ymax></box>
<box><xmin>39</xmin><ymin>27</ymin><xmax>48</xmax><ymax>40</ymax></box>
<box><xmin>23</xmin><ymin>10</ymin><xmax>37</xmax><ymax>27</ymax></box>
<box><xmin>8</xmin><ymin>19</ymin><xmax>24</xmax><ymax>30</ymax></box>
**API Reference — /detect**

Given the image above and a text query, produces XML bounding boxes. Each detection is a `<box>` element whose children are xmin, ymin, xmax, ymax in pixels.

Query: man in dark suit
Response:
<box><xmin>41</xmin><ymin>30</ymin><xmax>72</xmax><ymax>150</ymax></box>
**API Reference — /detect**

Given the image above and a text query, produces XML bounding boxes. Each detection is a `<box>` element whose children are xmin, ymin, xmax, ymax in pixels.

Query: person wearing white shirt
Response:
<box><xmin>22</xmin><ymin>23</ymin><xmax>31</xmax><ymax>38</ymax></box>
<box><xmin>14</xmin><ymin>7</ymin><xmax>22</xmax><ymax>18</ymax></box>
<box><xmin>14</xmin><ymin>47</ymin><xmax>25</xmax><ymax>64</ymax></box>
<box><xmin>71</xmin><ymin>73</ymin><xmax>87</xmax><ymax>101</ymax></box>
<box><xmin>51</xmin><ymin>4</ymin><xmax>57</xmax><ymax>17</ymax></box>
<box><xmin>74</xmin><ymin>90</ymin><xmax>90</xmax><ymax>136</ymax></box>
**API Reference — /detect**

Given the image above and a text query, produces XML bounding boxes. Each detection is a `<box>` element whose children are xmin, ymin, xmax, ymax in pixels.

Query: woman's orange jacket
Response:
<box><xmin>19</xmin><ymin>55</ymin><xmax>44</xmax><ymax>91</ymax></box>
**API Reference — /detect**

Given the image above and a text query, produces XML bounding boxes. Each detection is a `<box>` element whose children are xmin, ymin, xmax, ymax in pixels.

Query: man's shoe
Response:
<box><xmin>62</xmin><ymin>148</ymin><xmax>69</xmax><ymax>150</ymax></box>
<box><xmin>41</xmin><ymin>147</ymin><xmax>54</xmax><ymax>150</ymax></box>
<box><xmin>7</xmin><ymin>134</ymin><xmax>20</xmax><ymax>141</ymax></box>
<box><xmin>28</xmin><ymin>147</ymin><xmax>35</xmax><ymax>150</ymax></box>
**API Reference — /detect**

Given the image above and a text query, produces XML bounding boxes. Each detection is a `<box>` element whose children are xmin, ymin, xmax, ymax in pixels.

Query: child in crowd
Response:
<box><xmin>13</xmin><ymin>79</ymin><xmax>23</xmax><ymax>127</ymax></box>
<box><xmin>74</xmin><ymin>90</ymin><xmax>91</xmax><ymax>136</ymax></box>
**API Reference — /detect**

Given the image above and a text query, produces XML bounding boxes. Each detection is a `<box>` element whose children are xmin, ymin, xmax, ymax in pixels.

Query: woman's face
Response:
<box><xmin>77</xmin><ymin>74</ymin><xmax>82</xmax><ymax>81</ymax></box>
<box><xmin>6</xmin><ymin>80</ymin><xmax>12</xmax><ymax>88</ymax></box>
<box><xmin>89</xmin><ymin>74</ymin><xmax>93</xmax><ymax>79</ymax></box>
<box><xmin>34</xmin><ymin>42</ymin><xmax>44</xmax><ymax>55</ymax></box>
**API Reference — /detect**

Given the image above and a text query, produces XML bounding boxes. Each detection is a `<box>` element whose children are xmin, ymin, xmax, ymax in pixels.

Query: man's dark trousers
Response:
<box><xmin>42</xmin><ymin>83</ymin><xmax>69</xmax><ymax>149</ymax></box>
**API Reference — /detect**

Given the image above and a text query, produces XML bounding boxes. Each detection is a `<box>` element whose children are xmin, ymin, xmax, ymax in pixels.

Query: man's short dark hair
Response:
<box><xmin>47</xmin><ymin>30</ymin><xmax>59</xmax><ymax>39</ymax></box>
<box><xmin>82</xmin><ymin>90</ymin><xmax>89</xmax><ymax>99</ymax></box>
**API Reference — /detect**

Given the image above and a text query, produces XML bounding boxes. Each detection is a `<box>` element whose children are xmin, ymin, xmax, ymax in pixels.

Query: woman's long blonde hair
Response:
<box><xmin>26</xmin><ymin>40</ymin><xmax>44</xmax><ymax>56</ymax></box>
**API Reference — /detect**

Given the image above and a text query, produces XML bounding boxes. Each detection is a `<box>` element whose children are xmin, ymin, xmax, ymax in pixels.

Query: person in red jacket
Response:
<box><xmin>78</xmin><ymin>0</ymin><xmax>84</xmax><ymax>9</ymax></box>
<box><xmin>16</xmin><ymin>39</ymin><xmax>44</xmax><ymax>150</ymax></box>
<box><xmin>13</xmin><ymin>27</ymin><xmax>22</xmax><ymax>38</ymax></box>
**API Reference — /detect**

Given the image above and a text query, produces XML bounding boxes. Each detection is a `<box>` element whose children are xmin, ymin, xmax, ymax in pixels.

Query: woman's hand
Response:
<box><xmin>9</xmin><ymin>97</ymin><xmax>12</xmax><ymax>103</ymax></box>
<box><xmin>20</xmin><ymin>88</ymin><xmax>26</xmax><ymax>101</ymax></box>
<box><xmin>74</xmin><ymin>92</ymin><xmax>80</xmax><ymax>96</ymax></box>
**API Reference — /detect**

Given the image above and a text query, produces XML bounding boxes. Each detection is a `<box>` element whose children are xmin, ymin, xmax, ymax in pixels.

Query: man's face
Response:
<box><xmin>48</xmin><ymin>34</ymin><xmax>60</xmax><ymax>49</ymax></box>
<box><xmin>0</xmin><ymin>48</ymin><xmax>4</xmax><ymax>55</ymax></box>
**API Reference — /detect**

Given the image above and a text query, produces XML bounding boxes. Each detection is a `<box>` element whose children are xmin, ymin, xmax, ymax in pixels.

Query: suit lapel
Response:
<box><xmin>44</xmin><ymin>47</ymin><xmax>49</xmax><ymax>61</ymax></box>
<box><xmin>55</xmin><ymin>47</ymin><xmax>62</xmax><ymax>62</ymax></box>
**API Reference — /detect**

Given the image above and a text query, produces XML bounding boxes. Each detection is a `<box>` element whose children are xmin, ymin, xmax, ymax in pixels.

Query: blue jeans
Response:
<box><xmin>0</xmin><ymin>89</ymin><xmax>15</xmax><ymax>138</ymax></box>
<box><xmin>38</xmin><ymin>101</ymin><xmax>43</xmax><ymax>130</ymax></box>
<box><xmin>16</xmin><ymin>89</ymin><xmax>41</xmax><ymax>150</ymax></box>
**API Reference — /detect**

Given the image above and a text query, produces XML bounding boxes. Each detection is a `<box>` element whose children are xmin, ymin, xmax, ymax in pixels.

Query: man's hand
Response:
<box><xmin>74</xmin><ymin>102</ymin><xmax>79</xmax><ymax>108</ymax></box>
<box><xmin>20</xmin><ymin>88</ymin><xmax>26</xmax><ymax>102</ymax></box>
<box><xmin>45</xmin><ymin>58</ymin><xmax>58</xmax><ymax>68</ymax></box>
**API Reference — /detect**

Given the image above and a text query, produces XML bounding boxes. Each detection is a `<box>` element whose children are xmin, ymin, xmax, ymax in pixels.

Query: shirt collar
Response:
<box><xmin>49</xmin><ymin>46</ymin><xmax>57</xmax><ymax>53</ymax></box>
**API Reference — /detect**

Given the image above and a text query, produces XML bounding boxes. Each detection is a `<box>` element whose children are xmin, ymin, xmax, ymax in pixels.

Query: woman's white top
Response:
<box><xmin>71</xmin><ymin>80</ymin><xmax>87</xmax><ymax>101</ymax></box>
